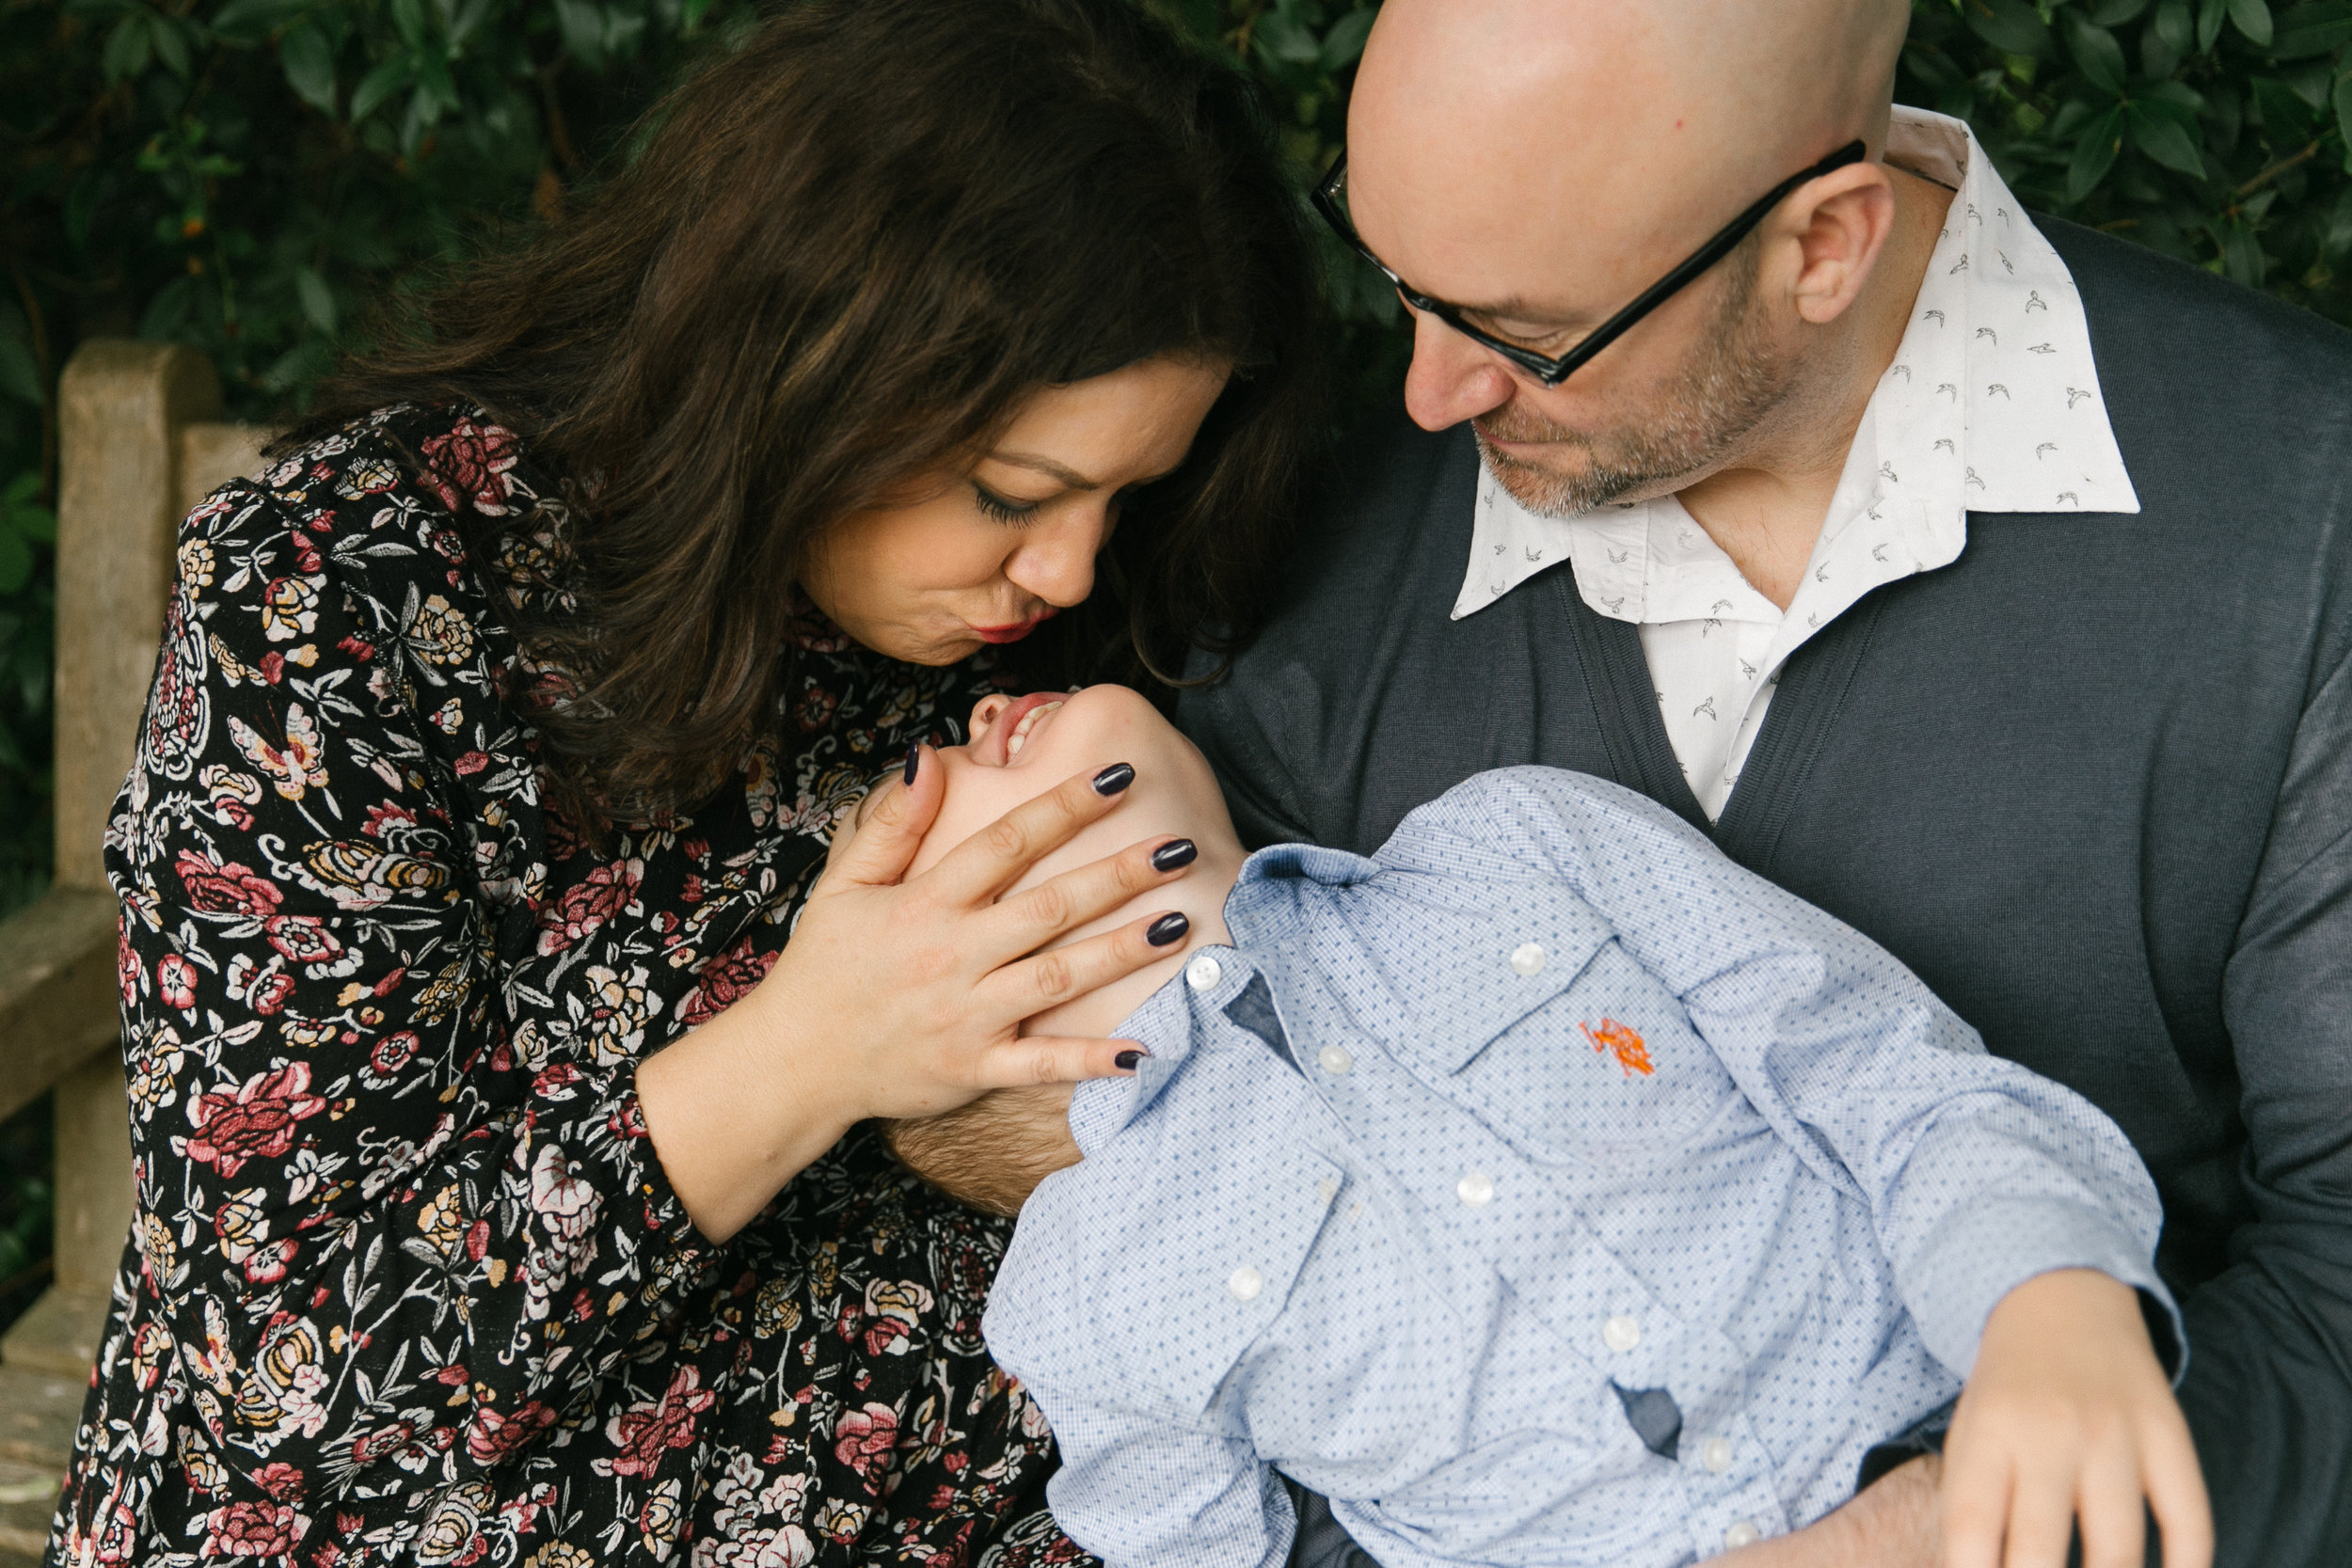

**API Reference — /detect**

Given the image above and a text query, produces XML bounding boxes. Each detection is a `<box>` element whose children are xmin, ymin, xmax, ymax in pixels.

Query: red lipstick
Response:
<box><xmin>968</xmin><ymin>610</ymin><xmax>1055</xmax><ymax>644</ymax></box>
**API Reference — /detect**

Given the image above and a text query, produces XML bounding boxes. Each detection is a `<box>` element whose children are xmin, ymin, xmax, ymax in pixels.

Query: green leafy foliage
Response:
<box><xmin>4</xmin><ymin>0</ymin><xmax>2352</xmax><ymax>1329</ymax></box>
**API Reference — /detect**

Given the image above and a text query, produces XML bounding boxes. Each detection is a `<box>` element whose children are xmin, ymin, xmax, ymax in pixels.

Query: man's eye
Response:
<box><xmin>973</xmin><ymin>484</ymin><xmax>1042</xmax><ymax>524</ymax></box>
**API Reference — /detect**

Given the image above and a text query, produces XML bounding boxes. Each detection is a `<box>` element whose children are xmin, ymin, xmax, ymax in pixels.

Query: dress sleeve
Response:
<box><xmin>106</xmin><ymin>480</ymin><xmax>713</xmax><ymax>1497</ymax></box>
<box><xmin>1458</xmin><ymin>769</ymin><xmax>2176</xmax><ymax>1381</ymax></box>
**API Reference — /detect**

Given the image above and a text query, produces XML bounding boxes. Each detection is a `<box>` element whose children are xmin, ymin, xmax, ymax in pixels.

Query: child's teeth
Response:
<box><xmin>1006</xmin><ymin>702</ymin><xmax>1061</xmax><ymax>757</ymax></box>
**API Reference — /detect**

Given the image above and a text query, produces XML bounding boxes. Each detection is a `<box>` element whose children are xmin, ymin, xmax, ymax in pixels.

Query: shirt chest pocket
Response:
<box><xmin>1445</xmin><ymin>942</ymin><xmax>1740</xmax><ymax>1165</ymax></box>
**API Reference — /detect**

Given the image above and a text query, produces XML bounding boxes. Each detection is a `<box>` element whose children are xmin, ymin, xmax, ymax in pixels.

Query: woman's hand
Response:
<box><xmin>637</xmin><ymin>746</ymin><xmax>1192</xmax><ymax>1241</ymax></box>
<box><xmin>1941</xmin><ymin>1269</ymin><xmax>2212</xmax><ymax>1568</ymax></box>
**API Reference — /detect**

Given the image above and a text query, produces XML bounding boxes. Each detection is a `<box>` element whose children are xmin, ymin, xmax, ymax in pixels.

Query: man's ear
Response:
<box><xmin>1783</xmin><ymin>163</ymin><xmax>1899</xmax><ymax>327</ymax></box>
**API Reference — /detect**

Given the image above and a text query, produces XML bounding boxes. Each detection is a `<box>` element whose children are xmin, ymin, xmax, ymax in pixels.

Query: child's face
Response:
<box><xmin>905</xmin><ymin>684</ymin><xmax>1239</xmax><ymax>891</ymax></box>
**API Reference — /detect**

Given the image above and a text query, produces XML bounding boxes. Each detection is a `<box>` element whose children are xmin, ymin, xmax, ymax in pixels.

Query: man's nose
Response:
<box><xmin>1004</xmin><ymin>508</ymin><xmax>1104</xmax><ymax>609</ymax></box>
<box><xmin>1401</xmin><ymin>309</ymin><xmax>1519</xmax><ymax>433</ymax></box>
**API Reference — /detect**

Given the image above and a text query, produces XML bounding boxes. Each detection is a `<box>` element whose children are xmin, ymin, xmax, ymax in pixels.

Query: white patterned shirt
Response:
<box><xmin>986</xmin><ymin>768</ymin><xmax>2172</xmax><ymax>1568</ymax></box>
<box><xmin>1451</xmin><ymin>109</ymin><xmax>2139</xmax><ymax>818</ymax></box>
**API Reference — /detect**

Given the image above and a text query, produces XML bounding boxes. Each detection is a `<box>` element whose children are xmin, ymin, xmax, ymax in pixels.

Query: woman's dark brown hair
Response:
<box><xmin>293</xmin><ymin>0</ymin><xmax>1327</xmax><ymax>821</ymax></box>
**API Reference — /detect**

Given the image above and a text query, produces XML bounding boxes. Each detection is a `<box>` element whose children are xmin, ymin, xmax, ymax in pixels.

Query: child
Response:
<box><xmin>854</xmin><ymin>685</ymin><xmax>2206</xmax><ymax>1568</ymax></box>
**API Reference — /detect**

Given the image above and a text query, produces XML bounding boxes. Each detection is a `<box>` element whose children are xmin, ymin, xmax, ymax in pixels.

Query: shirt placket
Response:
<box><xmin>1250</xmin><ymin>928</ymin><xmax>1795</xmax><ymax>1556</ymax></box>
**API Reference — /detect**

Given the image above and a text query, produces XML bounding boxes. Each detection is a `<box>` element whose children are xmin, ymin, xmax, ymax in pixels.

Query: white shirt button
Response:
<box><xmin>1226</xmin><ymin>1266</ymin><xmax>1263</xmax><ymax>1301</ymax></box>
<box><xmin>1601</xmin><ymin>1314</ymin><xmax>1641</xmax><ymax>1353</ymax></box>
<box><xmin>1317</xmin><ymin>1043</ymin><xmax>1355</xmax><ymax>1075</ymax></box>
<box><xmin>1723</xmin><ymin>1520</ymin><xmax>1761</xmax><ymax>1550</ymax></box>
<box><xmin>1509</xmin><ymin>942</ymin><xmax>1548</xmax><ymax>976</ymax></box>
<box><xmin>1701</xmin><ymin>1435</ymin><xmax>1734</xmax><ymax>1474</ymax></box>
<box><xmin>1455</xmin><ymin>1172</ymin><xmax>1495</xmax><ymax>1208</ymax></box>
<box><xmin>1185</xmin><ymin>953</ymin><xmax>1223</xmax><ymax>991</ymax></box>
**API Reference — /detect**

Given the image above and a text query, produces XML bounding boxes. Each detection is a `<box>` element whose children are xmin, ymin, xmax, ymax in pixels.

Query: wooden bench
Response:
<box><xmin>0</xmin><ymin>341</ymin><xmax>265</xmax><ymax>1562</ymax></box>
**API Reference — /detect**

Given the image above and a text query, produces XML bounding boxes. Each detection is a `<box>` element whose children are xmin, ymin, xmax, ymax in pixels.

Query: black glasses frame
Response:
<box><xmin>1311</xmin><ymin>139</ymin><xmax>1869</xmax><ymax>387</ymax></box>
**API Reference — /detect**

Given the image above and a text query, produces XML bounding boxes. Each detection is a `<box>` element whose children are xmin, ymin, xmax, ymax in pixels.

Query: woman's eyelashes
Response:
<box><xmin>971</xmin><ymin>482</ymin><xmax>1044</xmax><ymax>524</ymax></box>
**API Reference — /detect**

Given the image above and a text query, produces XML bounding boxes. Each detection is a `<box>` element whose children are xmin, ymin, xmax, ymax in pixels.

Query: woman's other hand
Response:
<box><xmin>1941</xmin><ymin>1269</ymin><xmax>2212</xmax><ymax>1568</ymax></box>
<box><xmin>637</xmin><ymin>745</ymin><xmax>1190</xmax><ymax>1241</ymax></box>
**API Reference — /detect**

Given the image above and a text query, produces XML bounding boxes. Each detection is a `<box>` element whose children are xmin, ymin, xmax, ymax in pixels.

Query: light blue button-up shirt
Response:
<box><xmin>984</xmin><ymin>768</ymin><xmax>2175</xmax><ymax>1568</ymax></box>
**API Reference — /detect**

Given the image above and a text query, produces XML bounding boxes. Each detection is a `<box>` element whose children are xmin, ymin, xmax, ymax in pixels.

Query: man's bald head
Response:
<box><xmin>1349</xmin><ymin>0</ymin><xmax>1908</xmax><ymax>320</ymax></box>
<box><xmin>1343</xmin><ymin>0</ymin><xmax>1925</xmax><ymax>517</ymax></box>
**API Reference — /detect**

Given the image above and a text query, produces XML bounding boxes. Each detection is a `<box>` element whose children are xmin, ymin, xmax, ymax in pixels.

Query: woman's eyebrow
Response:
<box><xmin>986</xmin><ymin>451</ymin><xmax>1102</xmax><ymax>490</ymax></box>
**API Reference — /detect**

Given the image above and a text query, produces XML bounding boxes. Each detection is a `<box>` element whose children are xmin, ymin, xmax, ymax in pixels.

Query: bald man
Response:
<box><xmin>1175</xmin><ymin>3</ymin><xmax>2352</xmax><ymax>1567</ymax></box>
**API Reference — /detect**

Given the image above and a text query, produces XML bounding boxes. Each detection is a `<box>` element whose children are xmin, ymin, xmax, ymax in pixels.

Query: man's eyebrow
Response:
<box><xmin>986</xmin><ymin>451</ymin><xmax>1103</xmax><ymax>490</ymax></box>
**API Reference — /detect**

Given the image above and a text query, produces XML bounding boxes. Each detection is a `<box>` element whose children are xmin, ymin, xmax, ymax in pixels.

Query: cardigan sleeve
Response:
<box><xmin>106</xmin><ymin>477</ymin><xmax>714</xmax><ymax>1499</ymax></box>
<box><xmin>2184</xmin><ymin>633</ymin><xmax>2352</xmax><ymax>1568</ymax></box>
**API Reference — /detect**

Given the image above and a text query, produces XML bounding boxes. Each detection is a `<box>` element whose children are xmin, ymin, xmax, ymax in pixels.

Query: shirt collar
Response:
<box><xmin>1453</xmin><ymin>106</ymin><xmax>2138</xmax><ymax>626</ymax></box>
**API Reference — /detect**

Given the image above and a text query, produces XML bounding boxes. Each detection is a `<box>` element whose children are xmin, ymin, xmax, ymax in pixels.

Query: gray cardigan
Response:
<box><xmin>1176</xmin><ymin>219</ymin><xmax>2352</xmax><ymax>1568</ymax></box>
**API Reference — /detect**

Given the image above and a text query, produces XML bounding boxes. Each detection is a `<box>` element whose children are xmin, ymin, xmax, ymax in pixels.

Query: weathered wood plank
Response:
<box><xmin>0</xmin><ymin>889</ymin><xmax>119</xmax><ymax>1128</ymax></box>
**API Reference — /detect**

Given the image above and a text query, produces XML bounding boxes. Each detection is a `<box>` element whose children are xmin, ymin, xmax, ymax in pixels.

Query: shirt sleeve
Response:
<box><xmin>984</xmin><ymin>1172</ymin><xmax>1292</xmax><ymax>1568</ymax></box>
<box><xmin>106</xmin><ymin>480</ymin><xmax>712</xmax><ymax>1497</ymax></box>
<box><xmin>2178</xmin><ymin>633</ymin><xmax>2352</xmax><ymax>1566</ymax></box>
<box><xmin>1455</xmin><ymin>768</ymin><xmax>2177</xmax><ymax>1382</ymax></box>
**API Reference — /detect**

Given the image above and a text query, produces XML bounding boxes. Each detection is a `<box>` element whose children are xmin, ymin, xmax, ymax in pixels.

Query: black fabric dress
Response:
<box><xmin>49</xmin><ymin>403</ymin><xmax>1090</xmax><ymax>1568</ymax></box>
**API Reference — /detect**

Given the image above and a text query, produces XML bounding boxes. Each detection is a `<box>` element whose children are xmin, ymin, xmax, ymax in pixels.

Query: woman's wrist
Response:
<box><xmin>637</xmin><ymin>970</ymin><xmax>866</xmax><ymax>1243</ymax></box>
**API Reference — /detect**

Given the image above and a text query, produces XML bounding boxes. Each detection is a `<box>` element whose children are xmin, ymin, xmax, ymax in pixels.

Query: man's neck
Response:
<box><xmin>1674</xmin><ymin>165</ymin><xmax>1950</xmax><ymax>610</ymax></box>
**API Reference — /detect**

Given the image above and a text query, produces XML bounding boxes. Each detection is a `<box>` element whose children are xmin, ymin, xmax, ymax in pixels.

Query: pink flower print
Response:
<box><xmin>419</xmin><ymin>418</ymin><xmax>520</xmax><ymax>516</ymax></box>
<box><xmin>157</xmin><ymin>954</ymin><xmax>199</xmax><ymax>1011</ymax></box>
<box><xmin>602</xmin><ymin>1366</ymin><xmax>717</xmax><ymax>1478</ymax></box>
<box><xmin>175</xmin><ymin>848</ymin><xmax>285</xmax><ymax>916</ymax></box>
<box><xmin>831</xmin><ymin>1402</ymin><xmax>901</xmax><ymax>1492</ymax></box>
<box><xmin>185</xmin><ymin>1062</ymin><xmax>328</xmax><ymax>1177</ymax></box>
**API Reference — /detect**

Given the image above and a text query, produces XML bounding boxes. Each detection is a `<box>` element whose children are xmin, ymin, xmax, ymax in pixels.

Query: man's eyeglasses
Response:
<box><xmin>1311</xmin><ymin>140</ymin><xmax>1868</xmax><ymax>388</ymax></box>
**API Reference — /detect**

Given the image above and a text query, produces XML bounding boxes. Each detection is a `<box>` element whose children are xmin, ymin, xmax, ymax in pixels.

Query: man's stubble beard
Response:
<box><xmin>1473</xmin><ymin>240</ymin><xmax>1797</xmax><ymax>519</ymax></box>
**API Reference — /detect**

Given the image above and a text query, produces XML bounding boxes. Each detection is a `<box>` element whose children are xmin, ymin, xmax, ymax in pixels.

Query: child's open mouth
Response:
<box><xmin>1005</xmin><ymin>701</ymin><xmax>1063</xmax><ymax>758</ymax></box>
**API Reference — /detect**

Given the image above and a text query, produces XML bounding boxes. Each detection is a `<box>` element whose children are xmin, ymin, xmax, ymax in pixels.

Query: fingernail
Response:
<box><xmin>1114</xmin><ymin>1050</ymin><xmax>1146</xmax><ymax>1071</ymax></box>
<box><xmin>1150</xmin><ymin>838</ymin><xmax>1197</xmax><ymax>873</ymax></box>
<box><xmin>1146</xmin><ymin>911</ymin><xmax>1189</xmax><ymax>946</ymax></box>
<box><xmin>1092</xmin><ymin>762</ymin><xmax>1135</xmax><ymax>796</ymax></box>
<box><xmin>902</xmin><ymin>744</ymin><xmax>920</xmax><ymax>786</ymax></box>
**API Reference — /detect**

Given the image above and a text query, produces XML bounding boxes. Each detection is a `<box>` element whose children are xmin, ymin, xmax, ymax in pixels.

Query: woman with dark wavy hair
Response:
<box><xmin>54</xmin><ymin>2</ymin><xmax>1324</xmax><ymax>1562</ymax></box>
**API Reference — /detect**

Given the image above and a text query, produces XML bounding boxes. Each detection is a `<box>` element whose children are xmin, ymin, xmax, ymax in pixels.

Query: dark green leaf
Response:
<box><xmin>390</xmin><ymin>0</ymin><xmax>428</xmax><ymax>50</ymax></box>
<box><xmin>2334</xmin><ymin>71</ymin><xmax>2352</xmax><ymax>166</ymax></box>
<box><xmin>7</xmin><ymin>502</ymin><xmax>56</xmax><ymax>545</ymax></box>
<box><xmin>101</xmin><ymin>12</ymin><xmax>151</xmax><ymax>83</ymax></box>
<box><xmin>279</xmin><ymin>23</ymin><xmax>338</xmax><ymax>116</ymax></box>
<box><xmin>348</xmin><ymin>56</ymin><xmax>412</xmax><ymax>123</ymax></box>
<box><xmin>1318</xmin><ymin>8</ymin><xmax>1375</xmax><ymax>74</ymax></box>
<box><xmin>1963</xmin><ymin>0</ymin><xmax>2056</xmax><ymax>55</ymax></box>
<box><xmin>2265</xmin><ymin>1</ymin><xmax>2352</xmax><ymax>55</ymax></box>
<box><xmin>2199</xmin><ymin>0</ymin><xmax>2230</xmax><ymax>49</ymax></box>
<box><xmin>2069</xmin><ymin>103</ymin><xmax>2130</xmax><ymax>199</ymax></box>
<box><xmin>1253</xmin><ymin>11</ymin><xmax>1321</xmax><ymax>67</ymax></box>
<box><xmin>2230</xmin><ymin>0</ymin><xmax>2276</xmax><ymax>44</ymax></box>
<box><xmin>0</xmin><ymin>341</ymin><xmax>40</xmax><ymax>410</ymax></box>
<box><xmin>294</xmin><ymin>266</ymin><xmax>335</xmax><ymax>335</ymax></box>
<box><xmin>552</xmin><ymin>0</ymin><xmax>605</xmax><ymax>65</ymax></box>
<box><xmin>2155</xmin><ymin>0</ymin><xmax>2197</xmax><ymax>51</ymax></box>
<box><xmin>2091</xmin><ymin>0</ymin><xmax>2153</xmax><ymax>22</ymax></box>
<box><xmin>2251</xmin><ymin>74</ymin><xmax>2321</xmax><ymax>139</ymax></box>
<box><xmin>0</xmin><ymin>534</ymin><xmax>33</xmax><ymax>597</ymax></box>
<box><xmin>2064</xmin><ymin>16</ymin><xmax>2131</xmax><ymax>93</ymax></box>
<box><xmin>209</xmin><ymin>0</ymin><xmax>306</xmax><ymax>43</ymax></box>
<box><xmin>149</xmin><ymin>13</ymin><xmax>190</xmax><ymax>77</ymax></box>
<box><xmin>2129</xmin><ymin>100</ymin><xmax>2209</xmax><ymax>172</ymax></box>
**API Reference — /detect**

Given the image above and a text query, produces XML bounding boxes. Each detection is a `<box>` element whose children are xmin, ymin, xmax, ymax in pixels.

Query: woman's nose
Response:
<box><xmin>1003</xmin><ymin>506</ymin><xmax>1107</xmax><ymax>609</ymax></box>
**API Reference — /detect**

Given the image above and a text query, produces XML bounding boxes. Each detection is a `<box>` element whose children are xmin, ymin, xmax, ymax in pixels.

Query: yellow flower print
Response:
<box><xmin>418</xmin><ymin>1184</ymin><xmax>464</xmax><ymax>1258</ymax></box>
<box><xmin>407</xmin><ymin>594</ymin><xmax>478</xmax><ymax>667</ymax></box>
<box><xmin>177</xmin><ymin>537</ymin><xmax>215</xmax><ymax>591</ymax></box>
<box><xmin>260</xmin><ymin>574</ymin><xmax>322</xmax><ymax>642</ymax></box>
<box><xmin>524</xmin><ymin>1546</ymin><xmax>596</xmax><ymax>1568</ymax></box>
<box><xmin>755</xmin><ymin>1277</ymin><xmax>803</xmax><ymax>1338</ymax></box>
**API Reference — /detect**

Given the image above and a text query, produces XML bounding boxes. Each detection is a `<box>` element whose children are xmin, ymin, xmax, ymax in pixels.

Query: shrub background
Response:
<box><xmin>2</xmin><ymin>0</ymin><xmax>2348</xmax><ymax>1315</ymax></box>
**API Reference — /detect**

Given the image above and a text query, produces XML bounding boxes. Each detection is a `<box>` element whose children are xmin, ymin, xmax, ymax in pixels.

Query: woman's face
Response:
<box><xmin>799</xmin><ymin>355</ymin><xmax>1232</xmax><ymax>666</ymax></box>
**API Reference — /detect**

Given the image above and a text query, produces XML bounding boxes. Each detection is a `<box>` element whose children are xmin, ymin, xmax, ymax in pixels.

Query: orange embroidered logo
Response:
<box><xmin>1581</xmin><ymin>1018</ymin><xmax>1654</xmax><ymax>1077</ymax></box>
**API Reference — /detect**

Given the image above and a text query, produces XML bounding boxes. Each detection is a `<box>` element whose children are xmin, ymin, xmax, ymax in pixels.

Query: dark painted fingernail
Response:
<box><xmin>1150</xmin><ymin>838</ymin><xmax>1197</xmax><ymax>873</ymax></box>
<box><xmin>1092</xmin><ymin>762</ymin><xmax>1135</xmax><ymax>796</ymax></box>
<box><xmin>1114</xmin><ymin>1050</ymin><xmax>1146</xmax><ymax>1071</ymax></box>
<box><xmin>1146</xmin><ymin>911</ymin><xmax>1189</xmax><ymax>946</ymax></box>
<box><xmin>902</xmin><ymin>744</ymin><xmax>920</xmax><ymax>786</ymax></box>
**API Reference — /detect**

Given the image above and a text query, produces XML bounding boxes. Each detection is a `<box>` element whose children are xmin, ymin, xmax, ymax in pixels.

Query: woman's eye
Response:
<box><xmin>972</xmin><ymin>483</ymin><xmax>1042</xmax><ymax>524</ymax></box>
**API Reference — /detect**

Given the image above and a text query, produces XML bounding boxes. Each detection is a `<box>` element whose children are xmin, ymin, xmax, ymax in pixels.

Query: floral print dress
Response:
<box><xmin>49</xmin><ymin>404</ymin><xmax>1089</xmax><ymax>1568</ymax></box>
